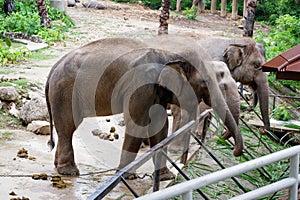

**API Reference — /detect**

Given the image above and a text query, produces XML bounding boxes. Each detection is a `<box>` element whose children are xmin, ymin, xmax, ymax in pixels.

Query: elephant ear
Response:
<box><xmin>223</xmin><ymin>44</ymin><xmax>246</xmax><ymax>71</ymax></box>
<box><xmin>158</xmin><ymin>60</ymin><xmax>190</xmax><ymax>97</ymax></box>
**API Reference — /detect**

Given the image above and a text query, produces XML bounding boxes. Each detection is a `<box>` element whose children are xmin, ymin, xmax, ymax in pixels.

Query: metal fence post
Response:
<box><xmin>182</xmin><ymin>190</ymin><xmax>193</xmax><ymax>200</ymax></box>
<box><xmin>289</xmin><ymin>152</ymin><xmax>299</xmax><ymax>200</ymax></box>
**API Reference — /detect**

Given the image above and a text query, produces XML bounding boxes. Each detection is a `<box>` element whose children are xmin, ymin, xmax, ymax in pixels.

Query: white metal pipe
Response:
<box><xmin>229</xmin><ymin>178</ymin><xmax>297</xmax><ymax>200</ymax></box>
<box><xmin>135</xmin><ymin>146</ymin><xmax>300</xmax><ymax>200</ymax></box>
<box><xmin>289</xmin><ymin>153</ymin><xmax>299</xmax><ymax>200</ymax></box>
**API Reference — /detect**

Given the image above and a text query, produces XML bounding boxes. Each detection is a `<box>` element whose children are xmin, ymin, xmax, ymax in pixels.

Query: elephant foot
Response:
<box><xmin>57</xmin><ymin>164</ymin><xmax>79</xmax><ymax>176</ymax></box>
<box><xmin>153</xmin><ymin>167</ymin><xmax>175</xmax><ymax>181</ymax></box>
<box><xmin>159</xmin><ymin>167</ymin><xmax>175</xmax><ymax>181</ymax></box>
<box><xmin>123</xmin><ymin>172</ymin><xmax>139</xmax><ymax>180</ymax></box>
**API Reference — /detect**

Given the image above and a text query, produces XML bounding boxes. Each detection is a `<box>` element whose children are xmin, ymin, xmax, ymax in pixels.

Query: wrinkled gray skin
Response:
<box><xmin>46</xmin><ymin>37</ymin><xmax>244</xmax><ymax>180</ymax></box>
<box><xmin>197</xmin><ymin>37</ymin><xmax>270</xmax><ymax>131</ymax></box>
<box><xmin>171</xmin><ymin>61</ymin><xmax>240</xmax><ymax>144</ymax></box>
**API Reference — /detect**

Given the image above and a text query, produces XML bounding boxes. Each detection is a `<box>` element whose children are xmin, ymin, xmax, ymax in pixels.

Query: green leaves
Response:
<box><xmin>271</xmin><ymin>104</ymin><xmax>292</xmax><ymax>121</ymax></box>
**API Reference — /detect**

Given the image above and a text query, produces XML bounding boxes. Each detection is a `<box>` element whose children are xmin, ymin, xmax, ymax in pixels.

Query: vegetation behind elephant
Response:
<box><xmin>197</xmin><ymin>36</ymin><xmax>270</xmax><ymax>131</ymax></box>
<box><xmin>46</xmin><ymin>37</ymin><xmax>244</xmax><ymax>179</ymax></box>
<box><xmin>171</xmin><ymin>61</ymin><xmax>240</xmax><ymax>147</ymax></box>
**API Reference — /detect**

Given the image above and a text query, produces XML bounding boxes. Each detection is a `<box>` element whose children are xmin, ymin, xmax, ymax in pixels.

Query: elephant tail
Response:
<box><xmin>46</xmin><ymin>80</ymin><xmax>55</xmax><ymax>150</ymax></box>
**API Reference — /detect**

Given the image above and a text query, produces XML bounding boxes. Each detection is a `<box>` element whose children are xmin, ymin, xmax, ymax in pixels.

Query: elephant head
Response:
<box><xmin>158</xmin><ymin>58</ymin><xmax>244</xmax><ymax>157</ymax></box>
<box><xmin>223</xmin><ymin>41</ymin><xmax>270</xmax><ymax>131</ymax></box>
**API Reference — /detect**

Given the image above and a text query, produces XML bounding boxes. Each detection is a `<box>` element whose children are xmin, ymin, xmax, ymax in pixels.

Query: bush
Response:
<box><xmin>0</xmin><ymin>0</ymin><xmax>74</xmax><ymax>64</ymax></box>
<box><xmin>256</xmin><ymin>0</ymin><xmax>300</xmax><ymax>24</ymax></box>
<box><xmin>0</xmin><ymin>0</ymin><xmax>74</xmax><ymax>42</ymax></box>
<box><xmin>0</xmin><ymin>39</ymin><xmax>30</xmax><ymax>64</ymax></box>
<box><xmin>255</xmin><ymin>14</ymin><xmax>300</xmax><ymax>60</ymax></box>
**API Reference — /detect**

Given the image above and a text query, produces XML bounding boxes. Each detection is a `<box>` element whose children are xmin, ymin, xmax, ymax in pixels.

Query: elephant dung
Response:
<box><xmin>17</xmin><ymin>148</ymin><xmax>28</xmax><ymax>158</ymax></box>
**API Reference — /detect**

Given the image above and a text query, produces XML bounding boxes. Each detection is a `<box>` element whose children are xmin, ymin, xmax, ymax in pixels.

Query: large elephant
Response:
<box><xmin>197</xmin><ymin>37</ymin><xmax>270</xmax><ymax>132</ymax></box>
<box><xmin>46</xmin><ymin>37</ymin><xmax>244</xmax><ymax>180</ymax></box>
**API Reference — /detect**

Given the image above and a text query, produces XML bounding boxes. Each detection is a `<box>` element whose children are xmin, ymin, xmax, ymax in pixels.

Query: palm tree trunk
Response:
<box><xmin>36</xmin><ymin>0</ymin><xmax>52</xmax><ymax>28</ymax></box>
<box><xmin>243</xmin><ymin>0</ymin><xmax>257</xmax><ymax>37</ymax></box>
<box><xmin>158</xmin><ymin>0</ymin><xmax>171</xmax><ymax>35</ymax></box>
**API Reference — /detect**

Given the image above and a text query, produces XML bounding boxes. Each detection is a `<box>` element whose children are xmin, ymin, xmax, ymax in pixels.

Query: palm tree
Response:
<box><xmin>36</xmin><ymin>0</ymin><xmax>51</xmax><ymax>28</ymax></box>
<box><xmin>158</xmin><ymin>0</ymin><xmax>170</xmax><ymax>35</ymax></box>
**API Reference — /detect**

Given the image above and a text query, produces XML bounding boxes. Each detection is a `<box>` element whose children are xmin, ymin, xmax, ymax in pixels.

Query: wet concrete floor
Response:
<box><xmin>0</xmin><ymin>114</ymin><xmax>193</xmax><ymax>199</ymax></box>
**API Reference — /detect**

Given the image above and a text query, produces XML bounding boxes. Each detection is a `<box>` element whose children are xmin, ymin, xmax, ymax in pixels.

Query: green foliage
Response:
<box><xmin>256</xmin><ymin>0</ymin><xmax>300</xmax><ymax>24</ymax></box>
<box><xmin>271</xmin><ymin>104</ymin><xmax>292</xmax><ymax>121</ymax></box>
<box><xmin>255</xmin><ymin>14</ymin><xmax>300</xmax><ymax>60</ymax></box>
<box><xmin>0</xmin><ymin>39</ymin><xmax>30</xmax><ymax>64</ymax></box>
<box><xmin>183</xmin><ymin>7</ymin><xmax>198</xmax><ymax>20</ymax></box>
<box><xmin>0</xmin><ymin>0</ymin><xmax>74</xmax><ymax>43</ymax></box>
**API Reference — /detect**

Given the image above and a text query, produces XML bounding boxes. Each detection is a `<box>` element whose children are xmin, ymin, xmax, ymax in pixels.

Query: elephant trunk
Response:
<box><xmin>223</xmin><ymin>110</ymin><xmax>244</xmax><ymax>156</ymax></box>
<box><xmin>222</xmin><ymin>86</ymin><xmax>240</xmax><ymax>140</ymax></box>
<box><xmin>255</xmin><ymin>73</ymin><xmax>270</xmax><ymax>130</ymax></box>
<box><xmin>209</xmin><ymin>83</ymin><xmax>244</xmax><ymax>156</ymax></box>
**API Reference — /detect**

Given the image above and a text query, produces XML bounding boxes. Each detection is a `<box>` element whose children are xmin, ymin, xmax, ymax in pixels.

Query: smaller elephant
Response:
<box><xmin>197</xmin><ymin>37</ymin><xmax>270</xmax><ymax>132</ymax></box>
<box><xmin>171</xmin><ymin>61</ymin><xmax>240</xmax><ymax>147</ymax></box>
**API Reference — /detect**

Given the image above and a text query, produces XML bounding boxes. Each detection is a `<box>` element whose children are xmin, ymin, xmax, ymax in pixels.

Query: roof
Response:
<box><xmin>262</xmin><ymin>44</ymin><xmax>300</xmax><ymax>80</ymax></box>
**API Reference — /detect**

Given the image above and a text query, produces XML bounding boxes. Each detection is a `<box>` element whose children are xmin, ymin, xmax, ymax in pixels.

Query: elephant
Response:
<box><xmin>196</xmin><ymin>36</ymin><xmax>270</xmax><ymax>132</ymax></box>
<box><xmin>170</xmin><ymin>61</ymin><xmax>240</xmax><ymax>147</ymax></box>
<box><xmin>46</xmin><ymin>36</ymin><xmax>244</xmax><ymax>180</ymax></box>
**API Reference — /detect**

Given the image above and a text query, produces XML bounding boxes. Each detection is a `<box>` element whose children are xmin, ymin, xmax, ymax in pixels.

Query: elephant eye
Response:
<box><xmin>253</xmin><ymin>62</ymin><xmax>262</xmax><ymax>69</ymax></box>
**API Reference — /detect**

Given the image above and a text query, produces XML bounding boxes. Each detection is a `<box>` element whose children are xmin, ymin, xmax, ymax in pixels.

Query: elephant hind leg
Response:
<box><xmin>52</xmin><ymin>99</ymin><xmax>79</xmax><ymax>176</ymax></box>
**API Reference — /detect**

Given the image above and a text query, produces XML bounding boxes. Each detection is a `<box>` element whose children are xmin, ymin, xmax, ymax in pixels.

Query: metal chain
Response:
<box><xmin>0</xmin><ymin>168</ymin><xmax>116</xmax><ymax>178</ymax></box>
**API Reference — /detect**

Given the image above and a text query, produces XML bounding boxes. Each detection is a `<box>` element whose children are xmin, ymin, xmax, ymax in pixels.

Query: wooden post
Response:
<box><xmin>231</xmin><ymin>0</ymin><xmax>238</xmax><ymax>20</ymax></box>
<box><xmin>220</xmin><ymin>0</ymin><xmax>227</xmax><ymax>17</ymax></box>
<box><xmin>191</xmin><ymin>0</ymin><xmax>205</xmax><ymax>13</ymax></box>
<box><xmin>243</xmin><ymin>0</ymin><xmax>247</xmax><ymax>18</ymax></box>
<box><xmin>243</xmin><ymin>0</ymin><xmax>258</xmax><ymax>37</ymax></box>
<box><xmin>211</xmin><ymin>0</ymin><xmax>217</xmax><ymax>14</ymax></box>
<box><xmin>158</xmin><ymin>0</ymin><xmax>171</xmax><ymax>35</ymax></box>
<box><xmin>176</xmin><ymin>0</ymin><xmax>182</xmax><ymax>12</ymax></box>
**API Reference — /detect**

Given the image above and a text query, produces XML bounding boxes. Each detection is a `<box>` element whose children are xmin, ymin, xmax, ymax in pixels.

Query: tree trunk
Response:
<box><xmin>231</xmin><ymin>0</ymin><xmax>238</xmax><ymax>20</ymax></box>
<box><xmin>211</xmin><ymin>0</ymin><xmax>217</xmax><ymax>14</ymax></box>
<box><xmin>243</xmin><ymin>0</ymin><xmax>257</xmax><ymax>37</ymax></box>
<box><xmin>158</xmin><ymin>0</ymin><xmax>171</xmax><ymax>35</ymax></box>
<box><xmin>220</xmin><ymin>0</ymin><xmax>227</xmax><ymax>17</ymax></box>
<box><xmin>36</xmin><ymin>0</ymin><xmax>52</xmax><ymax>28</ymax></box>
<box><xmin>176</xmin><ymin>0</ymin><xmax>182</xmax><ymax>12</ymax></box>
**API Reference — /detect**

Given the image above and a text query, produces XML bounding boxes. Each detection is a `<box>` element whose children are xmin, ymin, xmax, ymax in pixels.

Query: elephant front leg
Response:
<box><xmin>117</xmin><ymin>133</ymin><xmax>143</xmax><ymax>179</ymax></box>
<box><xmin>149</xmin><ymin>115</ymin><xmax>175</xmax><ymax>181</ymax></box>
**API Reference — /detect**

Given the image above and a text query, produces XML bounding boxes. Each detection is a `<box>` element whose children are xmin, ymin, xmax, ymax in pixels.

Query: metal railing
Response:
<box><xmin>136</xmin><ymin>145</ymin><xmax>300</xmax><ymax>200</ymax></box>
<box><xmin>88</xmin><ymin>110</ymin><xmax>212</xmax><ymax>200</ymax></box>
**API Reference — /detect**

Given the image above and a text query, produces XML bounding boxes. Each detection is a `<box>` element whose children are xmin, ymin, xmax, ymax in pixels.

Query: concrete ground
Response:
<box><xmin>0</xmin><ymin>114</ymin><xmax>196</xmax><ymax>199</ymax></box>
